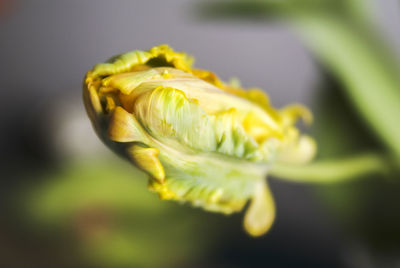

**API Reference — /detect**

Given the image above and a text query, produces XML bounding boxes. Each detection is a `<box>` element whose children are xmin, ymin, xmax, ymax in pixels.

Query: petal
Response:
<box><xmin>244</xmin><ymin>180</ymin><xmax>276</xmax><ymax>237</ymax></box>
<box><xmin>126</xmin><ymin>144</ymin><xmax>165</xmax><ymax>184</ymax></box>
<box><xmin>133</xmin><ymin>86</ymin><xmax>271</xmax><ymax>161</ymax></box>
<box><xmin>108</xmin><ymin>106</ymin><xmax>149</xmax><ymax>143</ymax></box>
<box><xmin>148</xmin><ymin>44</ymin><xmax>194</xmax><ymax>72</ymax></box>
<box><xmin>277</xmin><ymin>135</ymin><xmax>317</xmax><ymax>164</ymax></box>
<box><xmin>280</xmin><ymin>104</ymin><xmax>313</xmax><ymax>126</ymax></box>
<box><xmin>91</xmin><ymin>50</ymin><xmax>153</xmax><ymax>77</ymax></box>
<box><xmin>101</xmin><ymin>69</ymin><xmax>161</xmax><ymax>95</ymax></box>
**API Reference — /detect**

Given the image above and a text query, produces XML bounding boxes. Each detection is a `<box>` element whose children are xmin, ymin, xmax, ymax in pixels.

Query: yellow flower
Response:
<box><xmin>83</xmin><ymin>44</ymin><xmax>316</xmax><ymax>236</ymax></box>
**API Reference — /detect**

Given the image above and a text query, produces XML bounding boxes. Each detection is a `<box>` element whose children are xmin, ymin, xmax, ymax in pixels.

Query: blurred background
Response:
<box><xmin>1</xmin><ymin>0</ymin><xmax>400</xmax><ymax>267</ymax></box>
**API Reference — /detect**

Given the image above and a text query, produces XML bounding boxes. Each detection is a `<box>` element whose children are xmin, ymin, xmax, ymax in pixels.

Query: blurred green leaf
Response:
<box><xmin>294</xmin><ymin>13</ymin><xmax>400</xmax><ymax>161</ymax></box>
<box><xmin>23</xmin><ymin>159</ymin><xmax>222</xmax><ymax>268</ymax></box>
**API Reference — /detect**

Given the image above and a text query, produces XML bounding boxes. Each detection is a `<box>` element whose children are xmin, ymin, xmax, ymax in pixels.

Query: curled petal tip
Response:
<box><xmin>281</xmin><ymin>104</ymin><xmax>313</xmax><ymax>126</ymax></box>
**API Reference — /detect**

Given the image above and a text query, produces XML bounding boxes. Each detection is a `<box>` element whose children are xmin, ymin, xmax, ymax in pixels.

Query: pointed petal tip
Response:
<box><xmin>127</xmin><ymin>144</ymin><xmax>165</xmax><ymax>184</ymax></box>
<box><xmin>108</xmin><ymin>106</ymin><xmax>148</xmax><ymax>143</ymax></box>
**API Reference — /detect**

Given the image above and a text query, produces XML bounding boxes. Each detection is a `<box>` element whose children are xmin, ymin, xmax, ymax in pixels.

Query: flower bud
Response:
<box><xmin>83</xmin><ymin>45</ymin><xmax>316</xmax><ymax>236</ymax></box>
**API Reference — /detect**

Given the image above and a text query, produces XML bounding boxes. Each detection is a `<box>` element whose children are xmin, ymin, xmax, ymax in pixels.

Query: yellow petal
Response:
<box><xmin>102</xmin><ymin>69</ymin><xmax>161</xmax><ymax>95</ymax></box>
<box><xmin>244</xmin><ymin>180</ymin><xmax>275</xmax><ymax>237</ymax></box>
<box><xmin>127</xmin><ymin>144</ymin><xmax>165</xmax><ymax>184</ymax></box>
<box><xmin>108</xmin><ymin>106</ymin><xmax>148</xmax><ymax>143</ymax></box>
<box><xmin>280</xmin><ymin>104</ymin><xmax>313</xmax><ymax>126</ymax></box>
<box><xmin>277</xmin><ymin>135</ymin><xmax>317</xmax><ymax>164</ymax></box>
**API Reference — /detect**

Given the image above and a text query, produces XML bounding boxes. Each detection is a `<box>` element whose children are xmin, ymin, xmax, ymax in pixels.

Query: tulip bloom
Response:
<box><xmin>83</xmin><ymin>45</ymin><xmax>316</xmax><ymax>236</ymax></box>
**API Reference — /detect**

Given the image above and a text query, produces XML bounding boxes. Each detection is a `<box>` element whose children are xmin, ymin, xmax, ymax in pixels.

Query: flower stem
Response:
<box><xmin>270</xmin><ymin>153</ymin><xmax>391</xmax><ymax>183</ymax></box>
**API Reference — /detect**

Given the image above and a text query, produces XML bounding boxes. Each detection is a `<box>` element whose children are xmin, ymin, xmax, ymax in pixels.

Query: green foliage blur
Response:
<box><xmin>23</xmin><ymin>159</ymin><xmax>218</xmax><ymax>268</ymax></box>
